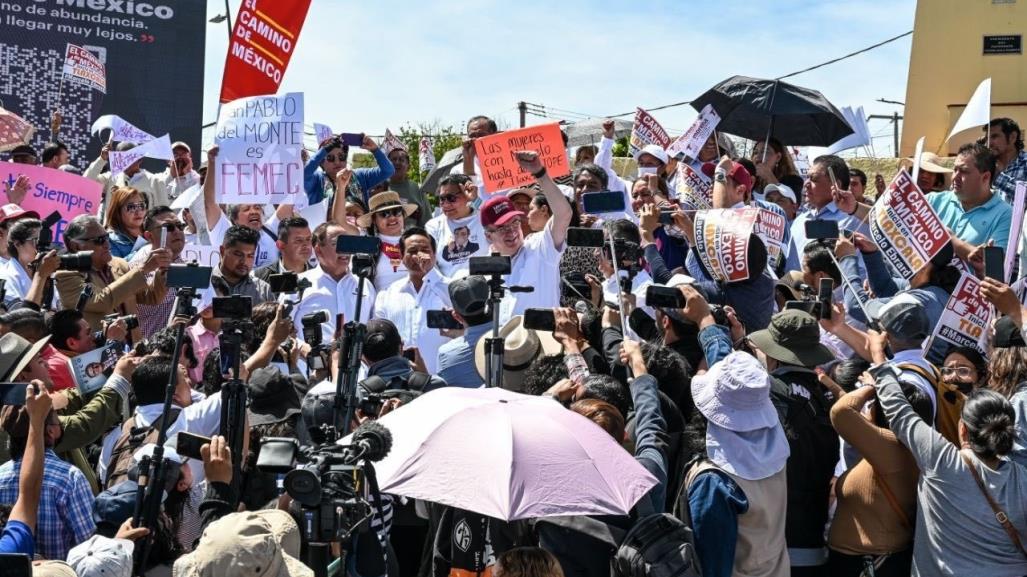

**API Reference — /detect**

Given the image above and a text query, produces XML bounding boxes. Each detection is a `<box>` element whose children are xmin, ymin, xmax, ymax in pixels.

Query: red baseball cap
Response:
<box><xmin>480</xmin><ymin>196</ymin><xmax>525</xmax><ymax>229</ymax></box>
<box><xmin>0</xmin><ymin>204</ymin><xmax>39</xmax><ymax>225</ymax></box>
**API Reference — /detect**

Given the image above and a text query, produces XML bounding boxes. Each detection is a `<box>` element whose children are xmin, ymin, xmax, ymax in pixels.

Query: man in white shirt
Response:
<box><xmin>425</xmin><ymin>174</ymin><xmax>489</xmax><ymax>278</ymax></box>
<box><xmin>85</xmin><ymin>141</ymin><xmax>173</xmax><ymax>213</ymax></box>
<box><xmin>157</xmin><ymin>141</ymin><xmax>201</xmax><ymax>203</ymax></box>
<box><xmin>480</xmin><ymin>151</ymin><xmax>572</xmax><ymax>324</ymax></box>
<box><xmin>202</xmin><ymin>146</ymin><xmax>282</xmax><ymax>268</ymax></box>
<box><xmin>373</xmin><ymin>227</ymin><xmax>452</xmax><ymax>374</ymax></box>
<box><xmin>293</xmin><ymin>222</ymin><xmax>376</xmax><ymax>345</ymax></box>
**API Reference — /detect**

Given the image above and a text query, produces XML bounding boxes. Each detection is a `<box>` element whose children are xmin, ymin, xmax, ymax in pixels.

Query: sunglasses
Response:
<box><xmin>325</xmin><ymin>155</ymin><xmax>347</xmax><ymax>163</ymax></box>
<box><xmin>439</xmin><ymin>194</ymin><xmax>461</xmax><ymax>204</ymax></box>
<box><xmin>125</xmin><ymin>202</ymin><xmax>147</xmax><ymax>212</ymax></box>
<box><xmin>376</xmin><ymin>207</ymin><xmax>405</xmax><ymax>219</ymax></box>
<box><xmin>160</xmin><ymin>222</ymin><xmax>187</xmax><ymax>231</ymax></box>
<box><xmin>78</xmin><ymin>234</ymin><xmax>109</xmax><ymax>246</ymax></box>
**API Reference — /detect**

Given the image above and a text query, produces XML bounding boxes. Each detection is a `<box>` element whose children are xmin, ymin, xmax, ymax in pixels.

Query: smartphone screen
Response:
<box><xmin>268</xmin><ymin>273</ymin><xmax>299</xmax><ymax>293</ymax></box>
<box><xmin>176</xmin><ymin>432</ymin><xmax>211</xmax><ymax>461</ymax></box>
<box><xmin>804</xmin><ymin>219</ymin><xmax>839</xmax><ymax>240</ymax></box>
<box><xmin>581</xmin><ymin>191</ymin><xmax>626</xmax><ymax>214</ymax></box>
<box><xmin>167</xmin><ymin>265</ymin><xmax>213</xmax><ymax>290</ymax></box>
<box><xmin>646</xmin><ymin>285</ymin><xmax>686</xmax><ymax>309</ymax></box>
<box><xmin>426</xmin><ymin>310</ymin><xmax>461</xmax><ymax>330</ymax></box>
<box><xmin>818</xmin><ymin>278</ymin><xmax>834</xmax><ymax>320</ymax></box>
<box><xmin>335</xmin><ymin>235</ymin><xmax>382</xmax><ymax>255</ymax></box>
<box><xmin>339</xmin><ymin>133</ymin><xmax>364</xmax><ymax>147</ymax></box>
<box><xmin>522</xmin><ymin>308</ymin><xmax>556</xmax><ymax>332</ymax></box>
<box><xmin>984</xmin><ymin>246</ymin><xmax>1005</xmax><ymax>281</ymax></box>
<box><xmin>0</xmin><ymin>383</ymin><xmax>30</xmax><ymax>406</ymax></box>
<box><xmin>566</xmin><ymin>227</ymin><xmax>604</xmax><ymax>248</ymax></box>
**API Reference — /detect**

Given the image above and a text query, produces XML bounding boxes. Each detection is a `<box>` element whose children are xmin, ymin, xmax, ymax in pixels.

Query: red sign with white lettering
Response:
<box><xmin>219</xmin><ymin>0</ymin><xmax>312</xmax><ymax>103</ymax></box>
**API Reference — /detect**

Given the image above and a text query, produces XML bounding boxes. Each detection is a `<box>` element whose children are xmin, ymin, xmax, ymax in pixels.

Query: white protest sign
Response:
<box><xmin>667</xmin><ymin>104</ymin><xmax>720</xmax><ymax>161</ymax></box>
<box><xmin>215</xmin><ymin>92</ymin><xmax>305</xmax><ymax>204</ymax></box>
<box><xmin>299</xmin><ymin>199</ymin><xmax>330</xmax><ymax>231</ymax></box>
<box><xmin>868</xmin><ymin>169</ymin><xmax>950</xmax><ymax>280</ymax></box>
<box><xmin>826</xmin><ymin>106</ymin><xmax>872</xmax><ymax>155</ymax></box>
<box><xmin>629</xmin><ymin>108</ymin><xmax>670</xmax><ymax>157</ymax></box>
<box><xmin>947</xmin><ymin>78</ymin><xmax>991</xmax><ymax>141</ymax></box>
<box><xmin>1006</xmin><ymin>180</ymin><xmax>1027</xmax><ymax>283</ymax></box>
<box><xmin>180</xmin><ymin>243</ymin><xmax>222</xmax><ymax>269</ymax></box>
<box><xmin>676</xmin><ymin>160</ymin><xmax>713</xmax><ymax>210</ymax></box>
<box><xmin>169</xmin><ymin>184</ymin><xmax>202</xmax><ymax>210</ymax></box>
<box><xmin>109</xmin><ymin>134</ymin><xmax>172</xmax><ymax>177</ymax></box>
<box><xmin>923</xmin><ymin>273</ymin><xmax>990</xmax><ymax>355</ymax></box>
<box><xmin>313</xmin><ymin>122</ymin><xmax>333</xmax><ymax>146</ymax></box>
<box><xmin>911</xmin><ymin>137</ymin><xmax>925</xmax><ymax>185</ymax></box>
<box><xmin>90</xmin><ymin>114</ymin><xmax>155</xmax><ymax>144</ymax></box>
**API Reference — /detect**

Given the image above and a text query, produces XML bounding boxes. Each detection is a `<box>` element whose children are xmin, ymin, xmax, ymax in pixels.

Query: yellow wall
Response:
<box><xmin>902</xmin><ymin>0</ymin><xmax>1027</xmax><ymax>156</ymax></box>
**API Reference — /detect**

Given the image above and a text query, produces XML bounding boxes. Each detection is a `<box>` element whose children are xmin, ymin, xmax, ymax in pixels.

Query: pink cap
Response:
<box><xmin>0</xmin><ymin>204</ymin><xmax>39</xmax><ymax>224</ymax></box>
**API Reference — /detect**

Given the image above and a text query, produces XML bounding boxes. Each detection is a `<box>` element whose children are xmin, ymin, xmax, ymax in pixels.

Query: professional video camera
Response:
<box><xmin>302</xmin><ymin>310</ymin><xmax>331</xmax><ymax>372</ymax></box>
<box><xmin>257</xmin><ymin>420</ymin><xmax>393</xmax><ymax>574</ymax></box>
<box><xmin>103</xmin><ymin>313</ymin><xmax>139</xmax><ymax>332</ymax></box>
<box><xmin>783</xmin><ymin>278</ymin><xmax>834</xmax><ymax>320</ymax></box>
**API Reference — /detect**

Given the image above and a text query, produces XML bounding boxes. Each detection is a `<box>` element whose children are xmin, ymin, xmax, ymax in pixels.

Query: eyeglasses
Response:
<box><xmin>439</xmin><ymin>194</ymin><xmax>461</xmax><ymax>204</ymax></box>
<box><xmin>941</xmin><ymin>366</ymin><xmax>975</xmax><ymax>379</ymax></box>
<box><xmin>77</xmin><ymin>234</ymin><xmax>109</xmax><ymax>246</ymax></box>
<box><xmin>161</xmin><ymin>222</ymin><xmax>187</xmax><ymax>231</ymax></box>
<box><xmin>125</xmin><ymin>202</ymin><xmax>146</xmax><ymax>213</ymax></box>
<box><xmin>376</xmin><ymin>207</ymin><xmax>405</xmax><ymax>219</ymax></box>
<box><xmin>488</xmin><ymin>219</ymin><xmax>523</xmax><ymax>236</ymax></box>
<box><xmin>325</xmin><ymin>155</ymin><xmax>346</xmax><ymax>163</ymax></box>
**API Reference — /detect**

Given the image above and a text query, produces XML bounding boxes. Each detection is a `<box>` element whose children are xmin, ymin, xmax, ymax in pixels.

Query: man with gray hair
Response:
<box><xmin>54</xmin><ymin>214</ymin><xmax>171</xmax><ymax>344</ymax></box>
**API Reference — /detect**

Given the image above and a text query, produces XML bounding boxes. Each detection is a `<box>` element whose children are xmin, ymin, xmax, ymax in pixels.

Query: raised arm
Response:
<box><xmin>204</xmin><ymin>146</ymin><xmax>223</xmax><ymax>230</ymax></box>
<box><xmin>9</xmin><ymin>382</ymin><xmax>51</xmax><ymax>533</ymax></box>
<box><xmin>870</xmin><ymin>363</ymin><xmax>955</xmax><ymax>475</ymax></box>
<box><xmin>352</xmin><ymin>137</ymin><xmax>395</xmax><ymax>195</ymax></box>
<box><xmin>514</xmin><ymin>151</ymin><xmax>572</xmax><ymax>249</ymax></box>
<box><xmin>620</xmin><ymin>338</ymin><xmax>668</xmax><ymax>512</ymax></box>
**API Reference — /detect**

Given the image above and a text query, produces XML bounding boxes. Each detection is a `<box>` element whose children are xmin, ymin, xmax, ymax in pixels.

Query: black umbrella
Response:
<box><xmin>690</xmin><ymin>75</ymin><xmax>853</xmax><ymax>147</ymax></box>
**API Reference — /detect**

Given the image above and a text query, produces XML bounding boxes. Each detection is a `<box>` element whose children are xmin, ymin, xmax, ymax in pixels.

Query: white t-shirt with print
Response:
<box><xmin>497</xmin><ymin>219</ymin><xmax>565</xmax><ymax>325</ymax></box>
<box><xmin>374</xmin><ymin>233</ymin><xmax>408</xmax><ymax>292</ymax></box>
<box><xmin>425</xmin><ymin>211</ymin><xmax>490</xmax><ymax>279</ymax></box>
<box><xmin>208</xmin><ymin>212</ymin><xmax>278</xmax><ymax>268</ymax></box>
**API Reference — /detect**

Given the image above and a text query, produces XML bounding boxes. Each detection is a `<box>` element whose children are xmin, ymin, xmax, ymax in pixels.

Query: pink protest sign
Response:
<box><xmin>0</xmin><ymin>163</ymin><xmax>102</xmax><ymax>244</ymax></box>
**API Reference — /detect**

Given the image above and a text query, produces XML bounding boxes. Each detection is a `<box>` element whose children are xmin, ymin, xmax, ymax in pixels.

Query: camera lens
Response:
<box><xmin>284</xmin><ymin>468</ymin><xmax>322</xmax><ymax>507</ymax></box>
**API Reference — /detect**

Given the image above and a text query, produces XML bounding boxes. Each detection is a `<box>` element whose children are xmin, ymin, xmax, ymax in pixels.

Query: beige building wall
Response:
<box><xmin>901</xmin><ymin>0</ymin><xmax>1026</xmax><ymax>156</ymax></box>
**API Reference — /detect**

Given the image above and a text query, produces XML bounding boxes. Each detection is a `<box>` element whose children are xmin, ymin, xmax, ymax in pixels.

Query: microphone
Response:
<box><xmin>350</xmin><ymin>420</ymin><xmax>393</xmax><ymax>462</ymax></box>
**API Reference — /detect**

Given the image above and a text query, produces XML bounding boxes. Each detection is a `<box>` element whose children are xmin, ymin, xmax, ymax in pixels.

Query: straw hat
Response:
<box><xmin>356</xmin><ymin>191</ymin><xmax>417</xmax><ymax>228</ymax></box>
<box><xmin>474</xmin><ymin>316</ymin><xmax>562</xmax><ymax>392</ymax></box>
<box><xmin>900</xmin><ymin>152</ymin><xmax>953</xmax><ymax>190</ymax></box>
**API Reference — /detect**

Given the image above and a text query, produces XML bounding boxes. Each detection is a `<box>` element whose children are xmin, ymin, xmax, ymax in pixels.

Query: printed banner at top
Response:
<box><xmin>629</xmin><ymin>108</ymin><xmax>670</xmax><ymax>157</ymax></box>
<box><xmin>214</xmin><ymin>92</ymin><xmax>305</xmax><ymax>204</ymax></box>
<box><xmin>693</xmin><ymin>208</ymin><xmax>760</xmax><ymax>282</ymax></box>
<box><xmin>62</xmin><ymin>44</ymin><xmax>106</xmax><ymax>94</ymax></box>
<box><xmin>868</xmin><ymin>168</ymin><xmax>950</xmax><ymax>280</ymax></box>
<box><xmin>753</xmin><ymin>208</ymin><xmax>787</xmax><ymax>264</ymax></box>
<box><xmin>666</xmin><ymin>104</ymin><xmax>720</xmax><ymax>161</ymax></box>
<box><xmin>676</xmin><ymin>160</ymin><xmax>713</xmax><ymax>211</ymax></box>
<box><xmin>473</xmin><ymin>123</ymin><xmax>569</xmax><ymax>193</ymax></box>
<box><xmin>219</xmin><ymin>0</ymin><xmax>314</xmax><ymax>103</ymax></box>
<box><xmin>381</xmin><ymin>129</ymin><xmax>407</xmax><ymax>155</ymax></box>
<box><xmin>923</xmin><ymin>273</ymin><xmax>990</xmax><ymax>355</ymax></box>
<box><xmin>0</xmin><ymin>163</ymin><xmax>101</xmax><ymax>245</ymax></box>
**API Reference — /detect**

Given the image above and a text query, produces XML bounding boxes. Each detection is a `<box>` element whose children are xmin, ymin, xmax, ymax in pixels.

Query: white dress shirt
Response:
<box><xmin>373</xmin><ymin>269</ymin><xmax>452</xmax><ymax>373</ymax></box>
<box><xmin>292</xmin><ymin>266</ymin><xmax>377</xmax><ymax>345</ymax></box>
<box><xmin>0</xmin><ymin>258</ymin><xmax>32</xmax><ymax>306</ymax></box>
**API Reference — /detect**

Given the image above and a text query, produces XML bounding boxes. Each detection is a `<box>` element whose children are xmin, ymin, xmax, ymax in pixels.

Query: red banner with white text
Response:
<box><xmin>219</xmin><ymin>0</ymin><xmax>313</xmax><ymax>103</ymax></box>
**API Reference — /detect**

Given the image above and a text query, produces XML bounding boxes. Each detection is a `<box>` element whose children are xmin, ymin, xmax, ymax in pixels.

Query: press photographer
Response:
<box><xmin>54</xmin><ymin>215</ymin><xmax>172</xmax><ymax>344</ymax></box>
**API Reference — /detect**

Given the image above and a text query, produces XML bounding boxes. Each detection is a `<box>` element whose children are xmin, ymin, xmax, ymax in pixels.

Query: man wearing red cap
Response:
<box><xmin>480</xmin><ymin>151</ymin><xmax>572</xmax><ymax>324</ymax></box>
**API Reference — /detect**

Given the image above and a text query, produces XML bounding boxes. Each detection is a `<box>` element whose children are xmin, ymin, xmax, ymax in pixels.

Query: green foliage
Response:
<box><xmin>612</xmin><ymin>136</ymin><xmax>629</xmax><ymax>158</ymax></box>
<box><xmin>397</xmin><ymin>122</ymin><xmax>464</xmax><ymax>183</ymax></box>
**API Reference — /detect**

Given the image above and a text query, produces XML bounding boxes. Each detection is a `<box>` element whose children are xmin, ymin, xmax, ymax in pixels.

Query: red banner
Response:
<box><xmin>219</xmin><ymin>0</ymin><xmax>312</xmax><ymax>103</ymax></box>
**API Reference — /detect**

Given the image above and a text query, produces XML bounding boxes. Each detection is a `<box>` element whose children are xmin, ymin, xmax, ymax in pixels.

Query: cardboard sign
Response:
<box><xmin>693</xmin><ymin>208</ymin><xmax>760</xmax><ymax>282</ymax></box>
<box><xmin>473</xmin><ymin>123</ymin><xmax>569</xmax><ymax>193</ymax></box>
<box><xmin>0</xmin><ymin>163</ymin><xmax>101</xmax><ymax>245</ymax></box>
<box><xmin>109</xmin><ymin>134</ymin><xmax>173</xmax><ymax>177</ymax></box>
<box><xmin>675</xmin><ymin>160</ymin><xmax>713</xmax><ymax>210</ymax></box>
<box><xmin>667</xmin><ymin>104</ymin><xmax>720</xmax><ymax>161</ymax></box>
<box><xmin>215</xmin><ymin>92</ymin><xmax>305</xmax><ymax>204</ymax></box>
<box><xmin>923</xmin><ymin>273</ymin><xmax>990</xmax><ymax>355</ymax></box>
<box><xmin>419</xmin><ymin>137</ymin><xmax>435</xmax><ymax>172</ymax></box>
<box><xmin>220</xmin><ymin>0</ymin><xmax>313</xmax><ymax>103</ymax></box>
<box><xmin>90</xmin><ymin>114</ymin><xmax>155</xmax><ymax>144</ymax></box>
<box><xmin>753</xmin><ymin>208</ymin><xmax>787</xmax><ymax>264</ymax></box>
<box><xmin>381</xmin><ymin>129</ymin><xmax>406</xmax><ymax>155</ymax></box>
<box><xmin>62</xmin><ymin>44</ymin><xmax>106</xmax><ymax>93</ymax></box>
<box><xmin>869</xmin><ymin>169</ymin><xmax>950</xmax><ymax>280</ymax></box>
<box><xmin>313</xmin><ymin>122</ymin><xmax>333</xmax><ymax>146</ymax></box>
<box><xmin>629</xmin><ymin>108</ymin><xmax>670</xmax><ymax>157</ymax></box>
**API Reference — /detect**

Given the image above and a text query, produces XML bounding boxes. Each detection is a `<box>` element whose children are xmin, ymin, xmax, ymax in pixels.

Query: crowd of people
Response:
<box><xmin>0</xmin><ymin>110</ymin><xmax>1025</xmax><ymax>577</ymax></box>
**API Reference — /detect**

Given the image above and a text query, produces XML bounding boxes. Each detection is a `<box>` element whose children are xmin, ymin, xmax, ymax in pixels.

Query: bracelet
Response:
<box><xmin>847</xmin><ymin>205</ymin><xmax>858</xmax><ymax>216</ymax></box>
<box><xmin>531</xmin><ymin>166</ymin><xmax>547</xmax><ymax>179</ymax></box>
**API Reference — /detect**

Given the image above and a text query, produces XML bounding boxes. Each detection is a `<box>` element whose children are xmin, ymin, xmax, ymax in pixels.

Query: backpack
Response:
<box><xmin>360</xmin><ymin>371</ymin><xmax>431</xmax><ymax>399</ymax></box>
<box><xmin>104</xmin><ymin>409</ymin><xmax>181</xmax><ymax>490</ymax></box>
<box><xmin>897</xmin><ymin>362</ymin><xmax>963</xmax><ymax>445</ymax></box>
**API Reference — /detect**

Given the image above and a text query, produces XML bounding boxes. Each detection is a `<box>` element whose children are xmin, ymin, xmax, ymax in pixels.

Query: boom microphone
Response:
<box><xmin>350</xmin><ymin>420</ymin><xmax>393</xmax><ymax>462</ymax></box>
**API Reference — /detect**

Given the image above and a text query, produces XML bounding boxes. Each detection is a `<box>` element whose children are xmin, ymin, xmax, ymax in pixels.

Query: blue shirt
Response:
<box><xmin>995</xmin><ymin>150</ymin><xmax>1027</xmax><ymax>207</ymax></box>
<box><xmin>303</xmin><ymin>147</ymin><xmax>395</xmax><ymax>206</ymax></box>
<box><xmin>106</xmin><ymin>229</ymin><xmax>138</xmax><ymax>260</ymax></box>
<box><xmin>0</xmin><ymin>450</ymin><xmax>95</xmax><ymax>560</ymax></box>
<box><xmin>928</xmin><ymin>190</ymin><xmax>1013</xmax><ymax>249</ymax></box>
<box><xmin>437</xmin><ymin>323</ymin><xmax>491</xmax><ymax>388</ymax></box>
<box><xmin>0</xmin><ymin>520</ymin><xmax>33</xmax><ymax>556</ymax></box>
<box><xmin>689</xmin><ymin>470</ymin><xmax>748</xmax><ymax>577</ymax></box>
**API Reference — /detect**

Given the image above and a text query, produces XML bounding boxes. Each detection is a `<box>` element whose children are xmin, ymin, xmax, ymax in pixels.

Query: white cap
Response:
<box><xmin>67</xmin><ymin>535</ymin><xmax>135</xmax><ymax>577</ymax></box>
<box><xmin>764</xmin><ymin>183</ymin><xmax>797</xmax><ymax>204</ymax></box>
<box><xmin>634</xmin><ymin>144</ymin><xmax>669</xmax><ymax>165</ymax></box>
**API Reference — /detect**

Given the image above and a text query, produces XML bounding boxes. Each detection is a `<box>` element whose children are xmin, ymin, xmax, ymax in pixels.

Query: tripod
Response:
<box><xmin>335</xmin><ymin>253</ymin><xmax>375</xmax><ymax>438</ymax></box>
<box><xmin>218</xmin><ymin>319</ymin><xmax>248</xmax><ymax>507</ymax></box>
<box><xmin>480</xmin><ymin>257</ymin><xmax>534</xmax><ymax>389</ymax></box>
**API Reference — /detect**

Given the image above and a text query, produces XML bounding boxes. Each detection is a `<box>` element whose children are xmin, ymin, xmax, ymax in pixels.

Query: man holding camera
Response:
<box><xmin>481</xmin><ymin>151</ymin><xmax>572</xmax><ymax>325</ymax></box>
<box><xmin>211</xmin><ymin>225</ymin><xmax>274</xmax><ymax>305</ymax></box>
<box><xmin>293</xmin><ymin>222</ymin><xmax>377</xmax><ymax>346</ymax></box>
<box><xmin>55</xmin><ymin>215</ymin><xmax>172</xmax><ymax>345</ymax></box>
<box><xmin>373</xmin><ymin>228</ymin><xmax>451</xmax><ymax>374</ymax></box>
<box><xmin>129</xmin><ymin>206</ymin><xmax>189</xmax><ymax>339</ymax></box>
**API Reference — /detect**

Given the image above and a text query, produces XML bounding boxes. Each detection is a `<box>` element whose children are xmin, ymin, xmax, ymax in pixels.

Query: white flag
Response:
<box><xmin>419</xmin><ymin>137</ymin><xmax>435</xmax><ymax>172</ymax></box>
<box><xmin>109</xmin><ymin>134</ymin><xmax>173</xmax><ymax>177</ymax></box>
<box><xmin>313</xmin><ymin>123</ymin><xmax>333</xmax><ymax>146</ymax></box>
<box><xmin>946</xmin><ymin>78</ymin><xmax>991</xmax><ymax>141</ymax></box>
<box><xmin>381</xmin><ymin>129</ymin><xmax>407</xmax><ymax>155</ymax></box>
<box><xmin>826</xmin><ymin>106</ymin><xmax>872</xmax><ymax>154</ymax></box>
<box><xmin>90</xmin><ymin>114</ymin><xmax>155</xmax><ymax>144</ymax></box>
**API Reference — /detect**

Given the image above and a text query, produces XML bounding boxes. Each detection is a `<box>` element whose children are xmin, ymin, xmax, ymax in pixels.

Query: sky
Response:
<box><xmin>202</xmin><ymin>0</ymin><xmax>918</xmax><ymax>157</ymax></box>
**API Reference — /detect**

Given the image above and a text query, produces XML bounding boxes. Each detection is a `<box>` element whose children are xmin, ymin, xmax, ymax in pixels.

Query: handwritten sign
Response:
<box><xmin>215</xmin><ymin>92</ymin><xmax>305</xmax><ymax>204</ymax></box>
<box><xmin>667</xmin><ymin>104</ymin><xmax>720</xmax><ymax>161</ymax></box>
<box><xmin>629</xmin><ymin>108</ymin><xmax>670</xmax><ymax>157</ymax></box>
<box><xmin>181</xmin><ymin>244</ymin><xmax>222</xmax><ymax>270</ymax></box>
<box><xmin>676</xmin><ymin>161</ymin><xmax>713</xmax><ymax>210</ymax></box>
<box><xmin>90</xmin><ymin>114</ymin><xmax>155</xmax><ymax>144</ymax></box>
<box><xmin>62</xmin><ymin>44</ymin><xmax>106</xmax><ymax>94</ymax></box>
<box><xmin>869</xmin><ymin>169</ymin><xmax>950</xmax><ymax>279</ymax></box>
<box><xmin>0</xmin><ymin>163</ymin><xmax>101</xmax><ymax>245</ymax></box>
<box><xmin>473</xmin><ymin>122</ymin><xmax>569</xmax><ymax>193</ymax></box>
<box><xmin>109</xmin><ymin>134</ymin><xmax>173</xmax><ymax>177</ymax></box>
<box><xmin>313</xmin><ymin>122</ymin><xmax>333</xmax><ymax>146</ymax></box>
<box><xmin>923</xmin><ymin>273</ymin><xmax>990</xmax><ymax>355</ymax></box>
<box><xmin>753</xmin><ymin>208</ymin><xmax>787</xmax><ymax>264</ymax></box>
<box><xmin>693</xmin><ymin>208</ymin><xmax>760</xmax><ymax>282</ymax></box>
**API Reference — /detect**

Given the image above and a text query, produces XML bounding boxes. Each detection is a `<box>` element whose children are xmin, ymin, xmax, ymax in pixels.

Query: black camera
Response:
<box><xmin>708</xmin><ymin>304</ymin><xmax>730</xmax><ymax>327</ymax></box>
<box><xmin>212</xmin><ymin>295</ymin><xmax>252</xmax><ymax>320</ymax></box>
<box><xmin>469</xmin><ymin>255</ymin><xmax>512</xmax><ymax>275</ymax></box>
<box><xmin>103</xmin><ymin>313</ymin><xmax>139</xmax><ymax>331</ymax></box>
<box><xmin>59</xmin><ymin>251</ymin><xmax>93</xmax><ymax>272</ymax></box>
<box><xmin>302</xmin><ymin>311</ymin><xmax>329</xmax><ymax>347</ymax></box>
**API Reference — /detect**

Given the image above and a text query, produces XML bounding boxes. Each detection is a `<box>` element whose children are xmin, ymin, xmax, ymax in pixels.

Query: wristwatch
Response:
<box><xmin>532</xmin><ymin>166</ymin><xmax>547</xmax><ymax>179</ymax></box>
<box><xmin>714</xmin><ymin>169</ymin><xmax>727</xmax><ymax>184</ymax></box>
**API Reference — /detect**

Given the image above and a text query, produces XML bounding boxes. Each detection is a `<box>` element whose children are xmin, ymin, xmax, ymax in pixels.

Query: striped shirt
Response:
<box><xmin>0</xmin><ymin>450</ymin><xmax>95</xmax><ymax>559</ymax></box>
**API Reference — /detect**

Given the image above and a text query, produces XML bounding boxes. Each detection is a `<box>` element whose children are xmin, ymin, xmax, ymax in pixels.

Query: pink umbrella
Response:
<box><xmin>343</xmin><ymin>387</ymin><xmax>657</xmax><ymax>521</ymax></box>
<box><xmin>0</xmin><ymin>107</ymin><xmax>35</xmax><ymax>152</ymax></box>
